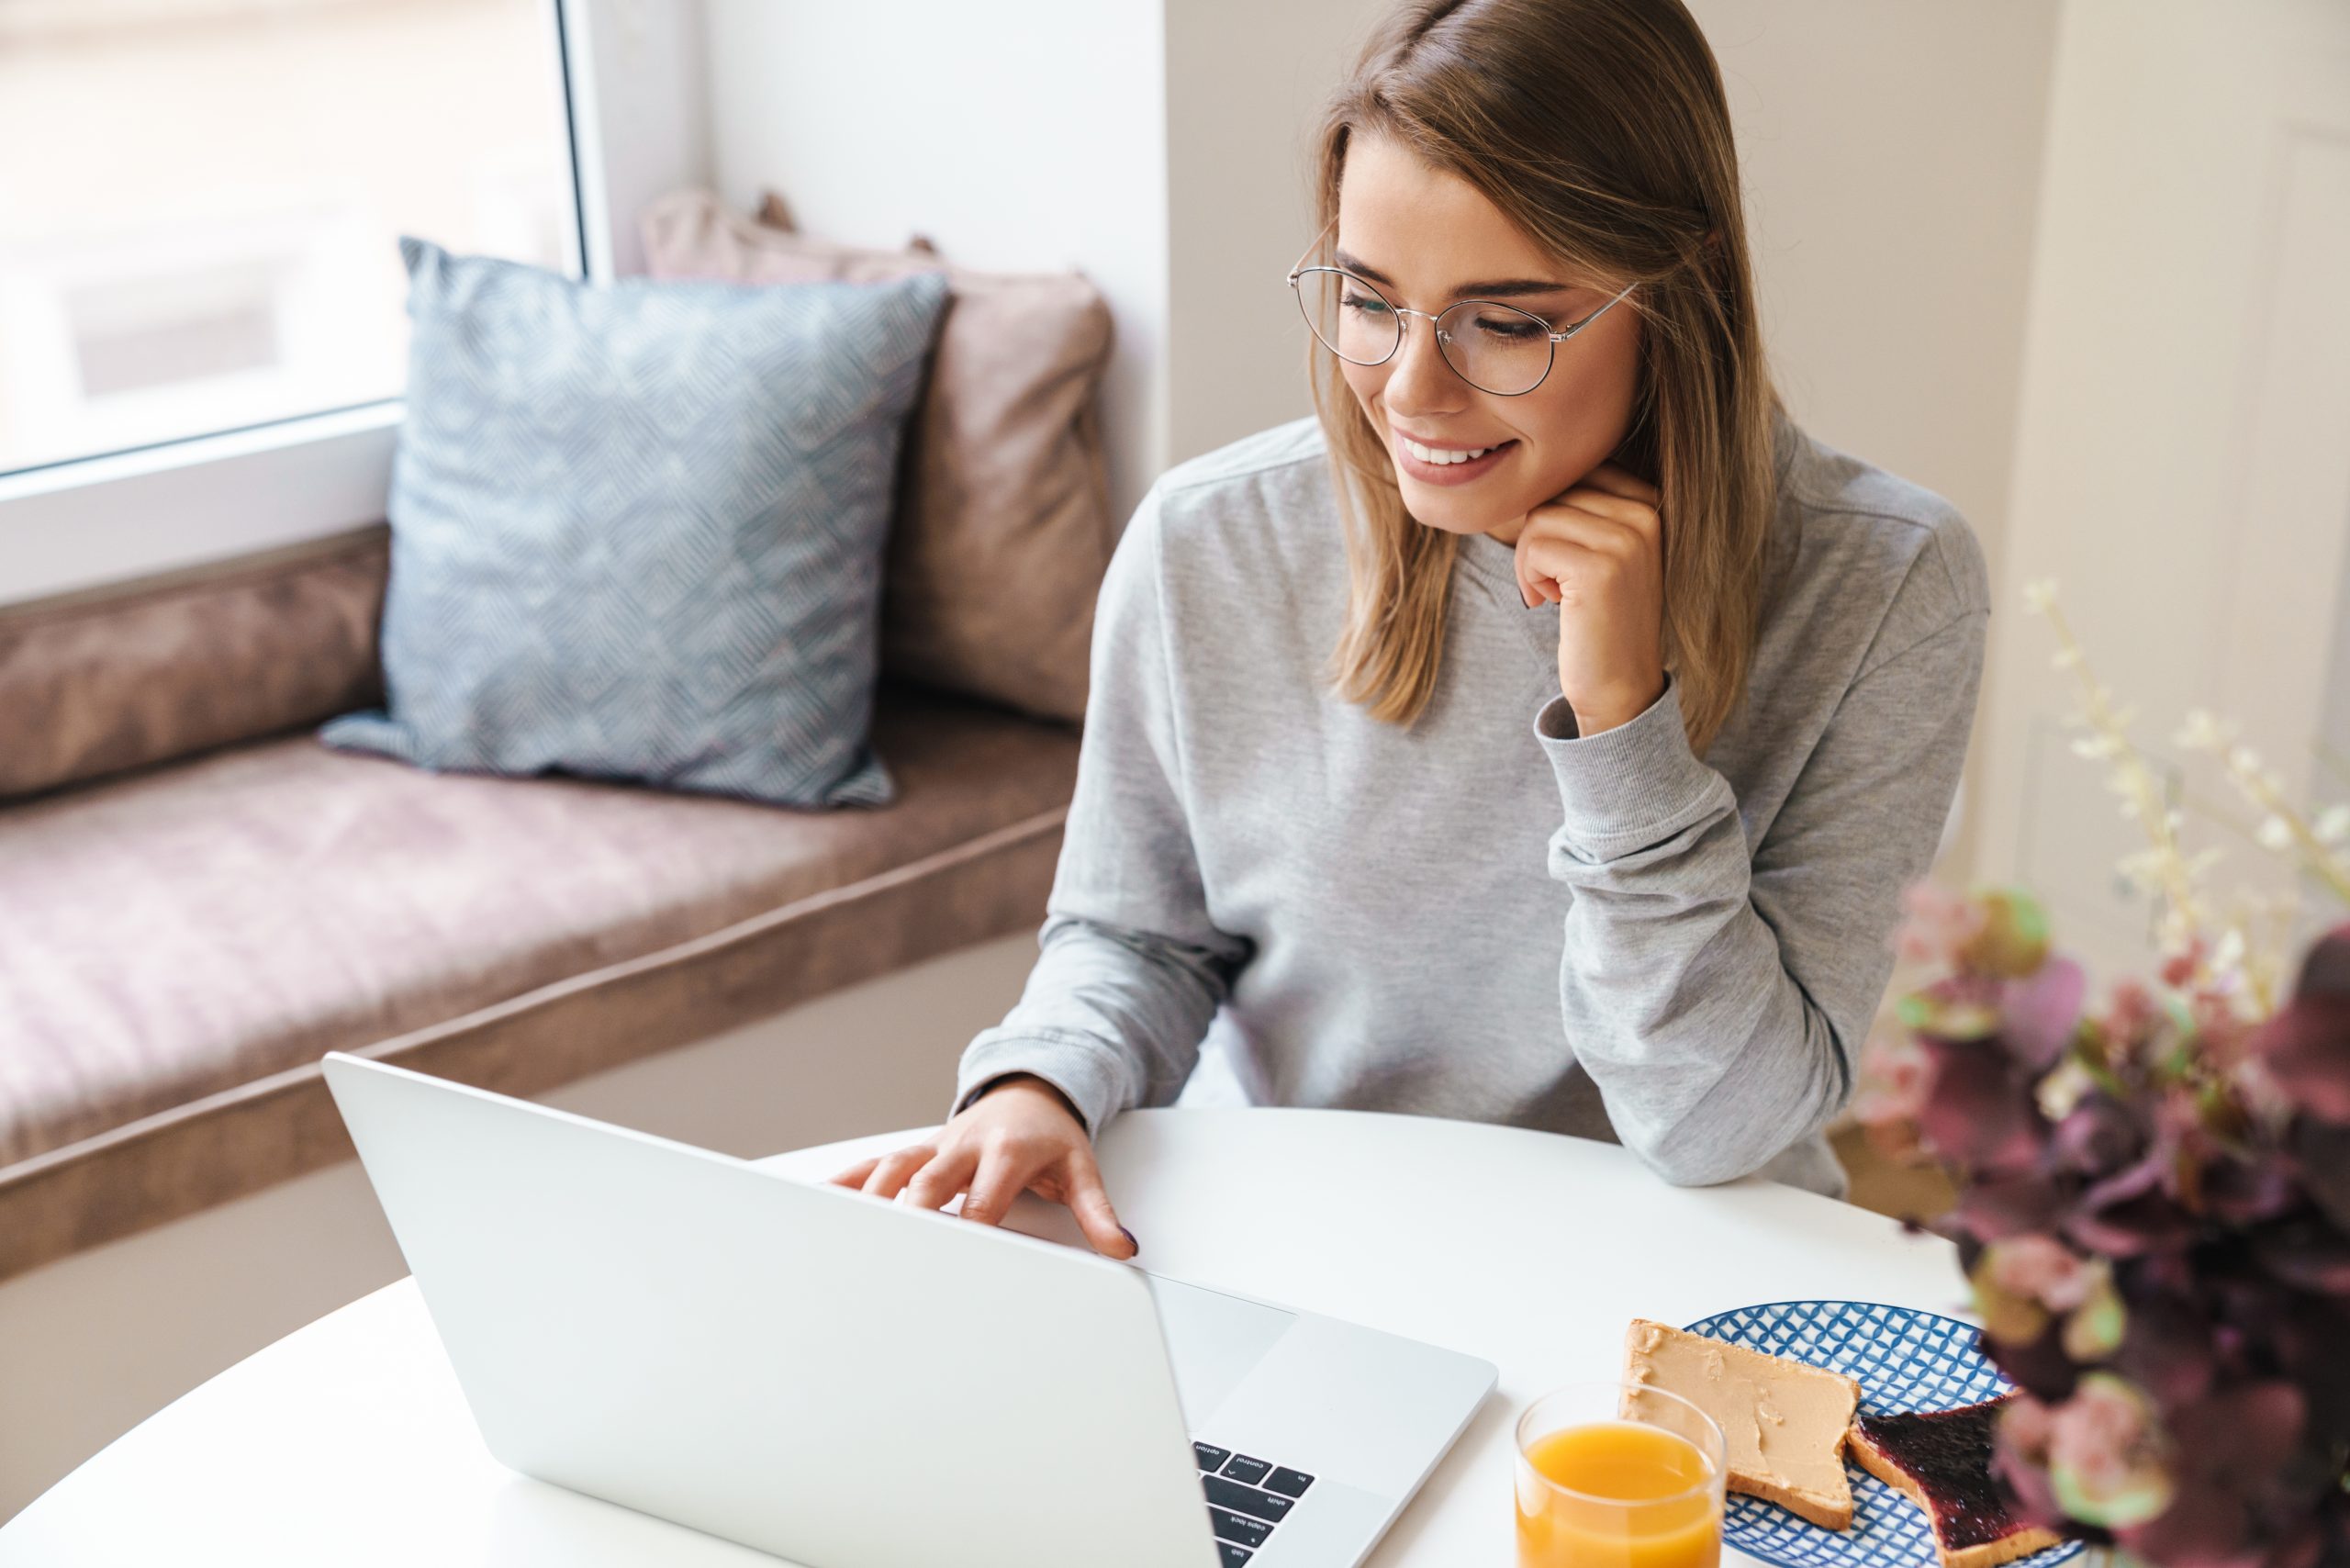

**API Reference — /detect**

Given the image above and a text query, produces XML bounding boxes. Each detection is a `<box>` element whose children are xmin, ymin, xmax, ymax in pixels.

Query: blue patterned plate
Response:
<box><xmin>1676</xmin><ymin>1300</ymin><xmax>2082</xmax><ymax>1568</ymax></box>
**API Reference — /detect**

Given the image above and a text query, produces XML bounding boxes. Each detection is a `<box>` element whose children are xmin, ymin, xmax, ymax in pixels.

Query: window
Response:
<box><xmin>0</xmin><ymin>0</ymin><xmax>584</xmax><ymax>479</ymax></box>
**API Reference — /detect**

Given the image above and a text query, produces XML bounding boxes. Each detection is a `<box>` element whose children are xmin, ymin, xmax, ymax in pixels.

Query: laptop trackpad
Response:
<box><xmin>1142</xmin><ymin>1274</ymin><xmax>1298</xmax><ymax>1430</ymax></box>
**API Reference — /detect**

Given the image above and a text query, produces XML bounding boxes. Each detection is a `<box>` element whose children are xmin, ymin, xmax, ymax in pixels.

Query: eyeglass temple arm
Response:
<box><xmin>1562</xmin><ymin>277</ymin><xmax>1640</xmax><ymax>336</ymax></box>
<box><xmin>1288</xmin><ymin>213</ymin><xmax>1339</xmax><ymax>281</ymax></box>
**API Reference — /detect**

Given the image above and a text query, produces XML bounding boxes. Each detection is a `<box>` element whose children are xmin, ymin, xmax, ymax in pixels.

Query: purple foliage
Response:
<box><xmin>1854</xmin><ymin>898</ymin><xmax>2350</xmax><ymax>1568</ymax></box>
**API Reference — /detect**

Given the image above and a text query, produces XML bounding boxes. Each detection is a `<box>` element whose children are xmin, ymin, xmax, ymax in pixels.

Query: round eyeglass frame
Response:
<box><xmin>1284</xmin><ymin>213</ymin><xmax>1639</xmax><ymax>398</ymax></box>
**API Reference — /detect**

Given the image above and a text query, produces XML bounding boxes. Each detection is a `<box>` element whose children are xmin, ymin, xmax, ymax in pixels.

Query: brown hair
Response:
<box><xmin>1308</xmin><ymin>0</ymin><xmax>1785</xmax><ymax>753</ymax></box>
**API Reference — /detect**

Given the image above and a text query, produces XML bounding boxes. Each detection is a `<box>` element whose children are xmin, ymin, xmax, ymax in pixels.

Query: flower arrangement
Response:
<box><xmin>1853</xmin><ymin>580</ymin><xmax>2350</xmax><ymax>1568</ymax></box>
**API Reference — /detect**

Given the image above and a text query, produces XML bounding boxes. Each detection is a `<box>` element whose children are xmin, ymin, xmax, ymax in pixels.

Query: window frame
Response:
<box><xmin>0</xmin><ymin>0</ymin><xmax>610</xmax><ymax>605</ymax></box>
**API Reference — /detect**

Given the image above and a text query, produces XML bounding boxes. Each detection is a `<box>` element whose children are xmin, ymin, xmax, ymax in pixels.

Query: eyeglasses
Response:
<box><xmin>1285</xmin><ymin>214</ymin><xmax>1638</xmax><ymax>398</ymax></box>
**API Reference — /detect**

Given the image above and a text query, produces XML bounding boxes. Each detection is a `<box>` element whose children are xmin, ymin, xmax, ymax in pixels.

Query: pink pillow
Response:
<box><xmin>640</xmin><ymin>188</ymin><xmax>1114</xmax><ymax>725</ymax></box>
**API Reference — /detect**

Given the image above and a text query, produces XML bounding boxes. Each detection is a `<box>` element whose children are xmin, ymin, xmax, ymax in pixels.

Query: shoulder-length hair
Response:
<box><xmin>1309</xmin><ymin>0</ymin><xmax>1785</xmax><ymax>754</ymax></box>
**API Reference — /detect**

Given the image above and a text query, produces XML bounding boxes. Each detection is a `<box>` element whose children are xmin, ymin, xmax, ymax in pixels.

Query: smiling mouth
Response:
<box><xmin>1393</xmin><ymin>431</ymin><xmax>1520</xmax><ymax>483</ymax></box>
<box><xmin>1396</xmin><ymin>432</ymin><xmax>1516</xmax><ymax>465</ymax></box>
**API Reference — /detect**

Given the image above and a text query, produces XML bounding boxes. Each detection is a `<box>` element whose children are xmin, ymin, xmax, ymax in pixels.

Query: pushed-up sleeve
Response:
<box><xmin>950</xmin><ymin>482</ymin><xmax>1255</xmax><ymax>1140</ymax></box>
<box><xmin>1533</xmin><ymin>542</ymin><xmax>1988</xmax><ymax>1186</ymax></box>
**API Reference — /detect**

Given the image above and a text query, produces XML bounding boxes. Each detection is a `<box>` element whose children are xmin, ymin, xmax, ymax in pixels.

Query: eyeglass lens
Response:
<box><xmin>1292</xmin><ymin>268</ymin><xmax>1555</xmax><ymax>397</ymax></box>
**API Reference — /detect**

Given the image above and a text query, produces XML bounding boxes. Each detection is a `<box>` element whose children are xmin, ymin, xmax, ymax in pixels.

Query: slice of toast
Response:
<box><xmin>1624</xmin><ymin>1319</ymin><xmax>1861</xmax><ymax>1530</ymax></box>
<box><xmin>1848</xmin><ymin>1397</ymin><xmax>2066</xmax><ymax>1568</ymax></box>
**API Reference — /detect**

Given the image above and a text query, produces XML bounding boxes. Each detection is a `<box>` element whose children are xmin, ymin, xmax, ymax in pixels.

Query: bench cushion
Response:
<box><xmin>0</xmin><ymin>680</ymin><xmax>1078</xmax><ymax>1280</ymax></box>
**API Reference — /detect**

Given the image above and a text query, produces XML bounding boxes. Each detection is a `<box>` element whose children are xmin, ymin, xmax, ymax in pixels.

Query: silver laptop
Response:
<box><xmin>321</xmin><ymin>1052</ymin><xmax>1495</xmax><ymax>1568</ymax></box>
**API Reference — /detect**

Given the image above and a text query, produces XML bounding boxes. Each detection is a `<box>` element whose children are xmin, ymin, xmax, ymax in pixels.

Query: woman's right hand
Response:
<box><xmin>825</xmin><ymin>1074</ymin><xmax>1139</xmax><ymax>1260</ymax></box>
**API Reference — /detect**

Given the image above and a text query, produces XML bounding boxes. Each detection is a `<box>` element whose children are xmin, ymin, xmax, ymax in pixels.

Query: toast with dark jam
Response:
<box><xmin>1847</xmin><ymin>1395</ymin><xmax>2066</xmax><ymax>1568</ymax></box>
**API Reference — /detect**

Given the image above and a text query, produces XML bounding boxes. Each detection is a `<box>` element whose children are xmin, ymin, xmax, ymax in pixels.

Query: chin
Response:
<box><xmin>1396</xmin><ymin>481</ymin><xmax>1524</xmax><ymax>538</ymax></box>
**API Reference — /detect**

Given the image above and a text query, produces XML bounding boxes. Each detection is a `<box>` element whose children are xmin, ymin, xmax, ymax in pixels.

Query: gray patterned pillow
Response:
<box><xmin>319</xmin><ymin>236</ymin><xmax>949</xmax><ymax>808</ymax></box>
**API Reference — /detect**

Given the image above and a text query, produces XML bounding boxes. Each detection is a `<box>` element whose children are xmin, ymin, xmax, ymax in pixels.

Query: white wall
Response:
<box><xmin>700</xmin><ymin>0</ymin><xmax>1171</xmax><ymax>528</ymax></box>
<box><xmin>573</xmin><ymin>0</ymin><xmax>715</xmax><ymax>279</ymax></box>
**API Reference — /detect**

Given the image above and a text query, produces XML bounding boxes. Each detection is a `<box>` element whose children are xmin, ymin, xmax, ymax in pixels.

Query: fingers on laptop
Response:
<box><xmin>856</xmin><ymin>1144</ymin><xmax>937</xmax><ymax>1197</ymax></box>
<box><xmin>901</xmin><ymin>1148</ymin><xmax>978</xmax><ymax>1213</ymax></box>
<box><xmin>826</xmin><ymin>1155</ymin><xmax>883</xmax><ymax>1188</ymax></box>
<box><xmin>831</xmin><ymin>1137</ymin><xmax>1137</xmax><ymax>1263</ymax></box>
<box><xmin>1065</xmin><ymin>1154</ymin><xmax>1138</xmax><ymax>1260</ymax></box>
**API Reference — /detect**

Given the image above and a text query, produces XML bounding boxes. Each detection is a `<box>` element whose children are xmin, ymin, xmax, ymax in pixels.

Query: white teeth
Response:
<box><xmin>1401</xmin><ymin>434</ymin><xmax>1497</xmax><ymax>465</ymax></box>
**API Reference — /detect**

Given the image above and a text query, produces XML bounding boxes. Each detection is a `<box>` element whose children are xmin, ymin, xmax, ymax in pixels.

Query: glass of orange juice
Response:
<box><xmin>1514</xmin><ymin>1381</ymin><xmax>1727</xmax><ymax>1568</ymax></box>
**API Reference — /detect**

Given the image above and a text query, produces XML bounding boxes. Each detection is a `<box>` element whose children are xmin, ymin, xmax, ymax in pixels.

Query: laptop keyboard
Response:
<box><xmin>1192</xmin><ymin>1441</ymin><xmax>1315</xmax><ymax>1564</ymax></box>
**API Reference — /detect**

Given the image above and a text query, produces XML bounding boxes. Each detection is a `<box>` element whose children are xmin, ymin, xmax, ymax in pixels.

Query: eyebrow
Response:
<box><xmin>1332</xmin><ymin>249</ymin><xmax>1579</xmax><ymax>300</ymax></box>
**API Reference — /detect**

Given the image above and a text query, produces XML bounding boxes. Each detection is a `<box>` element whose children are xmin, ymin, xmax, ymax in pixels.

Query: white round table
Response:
<box><xmin>0</xmin><ymin>1107</ymin><xmax>1970</xmax><ymax>1565</ymax></box>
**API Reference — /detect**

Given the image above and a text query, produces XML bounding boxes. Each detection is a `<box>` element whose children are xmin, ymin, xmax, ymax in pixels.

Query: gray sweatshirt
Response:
<box><xmin>949</xmin><ymin>407</ymin><xmax>1987</xmax><ymax>1197</ymax></box>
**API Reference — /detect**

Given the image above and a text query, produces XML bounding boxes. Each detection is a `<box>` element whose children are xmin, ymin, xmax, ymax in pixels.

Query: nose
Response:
<box><xmin>1383</xmin><ymin>308</ymin><xmax>1471</xmax><ymax>414</ymax></box>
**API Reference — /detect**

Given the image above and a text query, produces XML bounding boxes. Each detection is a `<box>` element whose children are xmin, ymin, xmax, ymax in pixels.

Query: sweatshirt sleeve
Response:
<box><xmin>1532</xmin><ymin>586</ymin><xmax>1988</xmax><ymax>1187</ymax></box>
<box><xmin>949</xmin><ymin>481</ymin><xmax>1255</xmax><ymax>1141</ymax></box>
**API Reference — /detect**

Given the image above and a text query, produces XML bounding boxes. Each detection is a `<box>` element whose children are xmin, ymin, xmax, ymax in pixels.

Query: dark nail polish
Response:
<box><xmin>1120</xmin><ymin>1226</ymin><xmax>1139</xmax><ymax>1256</ymax></box>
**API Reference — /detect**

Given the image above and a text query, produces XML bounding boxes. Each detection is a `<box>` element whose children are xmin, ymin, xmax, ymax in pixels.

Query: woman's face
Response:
<box><xmin>1334</xmin><ymin>134</ymin><xmax>1644</xmax><ymax>546</ymax></box>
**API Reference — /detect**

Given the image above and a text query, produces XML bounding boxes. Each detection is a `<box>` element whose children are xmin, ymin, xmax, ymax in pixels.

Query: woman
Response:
<box><xmin>832</xmin><ymin>0</ymin><xmax>1987</xmax><ymax>1258</ymax></box>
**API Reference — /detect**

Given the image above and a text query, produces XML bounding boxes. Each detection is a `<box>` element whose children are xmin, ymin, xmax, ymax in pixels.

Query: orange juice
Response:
<box><xmin>1516</xmin><ymin>1420</ymin><xmax>1722</xmax><ymax>1568</ymax></box>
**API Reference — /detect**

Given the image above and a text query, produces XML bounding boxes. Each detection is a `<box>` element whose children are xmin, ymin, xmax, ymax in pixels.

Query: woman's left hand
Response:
<box><xmin>1513</xmin><ymin>460</ymin><xmax>1668</xmax><ymax>736</ymax></box>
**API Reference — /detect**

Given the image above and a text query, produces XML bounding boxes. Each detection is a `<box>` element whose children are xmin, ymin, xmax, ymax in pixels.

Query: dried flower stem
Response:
<box><xmin>2210</xmin><ymin>750</ymin><xmax>2350</xmax><ymax>906</ymax></box>
<box><xmin>2027</xmin><ymin>583</ymin><xmax>2214</xmax><ymax>956</ymax></box>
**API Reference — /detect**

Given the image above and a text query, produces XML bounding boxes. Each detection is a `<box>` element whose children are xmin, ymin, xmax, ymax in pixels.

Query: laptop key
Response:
<box><xmin>1208</xmin><ymin>1506</ymin><xmax>1271</xmax><ymax>1549</ymax></box>
<box><xmin>1216</xmin><ymin>1547</ymin><xmax>1254</xmax><ymax>1567</ymax></box>
<box><xmin>1203</xmin><ymin>1473</ymin><xmax>1295</xmax><ymax>1524</ymax></box>
<box><xmin>1219</xmin><ymin>1452</ymin><xmax>1272</xmax><ymax>1485</ymax></box>
<box><xmin>1263</xmin><ymin>1465</ymin><xmax>1315</xmax><ymax>1498</ymax></box>
<box><xmin>1193</xmin><ymin>1441</ymin><xmax>1233</xmax><ymax>1473</ymax></box>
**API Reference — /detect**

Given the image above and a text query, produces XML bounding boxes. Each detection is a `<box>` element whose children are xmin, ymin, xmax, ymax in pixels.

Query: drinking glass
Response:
<box><xmin>1514</xmin><ymin>1380</ymin><xmax>1728</xmax><ymax>1568</ymax></box>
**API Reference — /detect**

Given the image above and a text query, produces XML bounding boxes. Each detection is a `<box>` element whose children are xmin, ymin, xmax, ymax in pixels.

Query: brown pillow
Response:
<box><xmin>638</xmin><ymin>187</ymin><xmax>1113</xmax><ymax>725</ymax></box>
<box><xmin>0</xmin><ymin>529</ymin><xmax>387</xmax><ymax>801</ymax></box>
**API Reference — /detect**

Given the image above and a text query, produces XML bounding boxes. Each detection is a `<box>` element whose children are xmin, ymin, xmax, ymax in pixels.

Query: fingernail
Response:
<box><xmin>1120</xmin><ymin>1226</ymin><xmax>1139</xmax><ymax>1256</ymax></box>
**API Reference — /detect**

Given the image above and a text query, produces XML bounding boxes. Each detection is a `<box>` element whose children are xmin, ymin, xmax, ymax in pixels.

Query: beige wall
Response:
<box><xmin>1159</xmin><ymin>0</ymin><xmax>1384</xmax><ymax>467</ymax></box>
<box><xmin>1973</xmin><ymin>0</ymin><xmax>2350</xmax><ymax>976</ymax></box>
<box><xmin>1696</xmin><ymin>0</ymin><xmax>2062</xmax><ymax>880</ymax></box>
